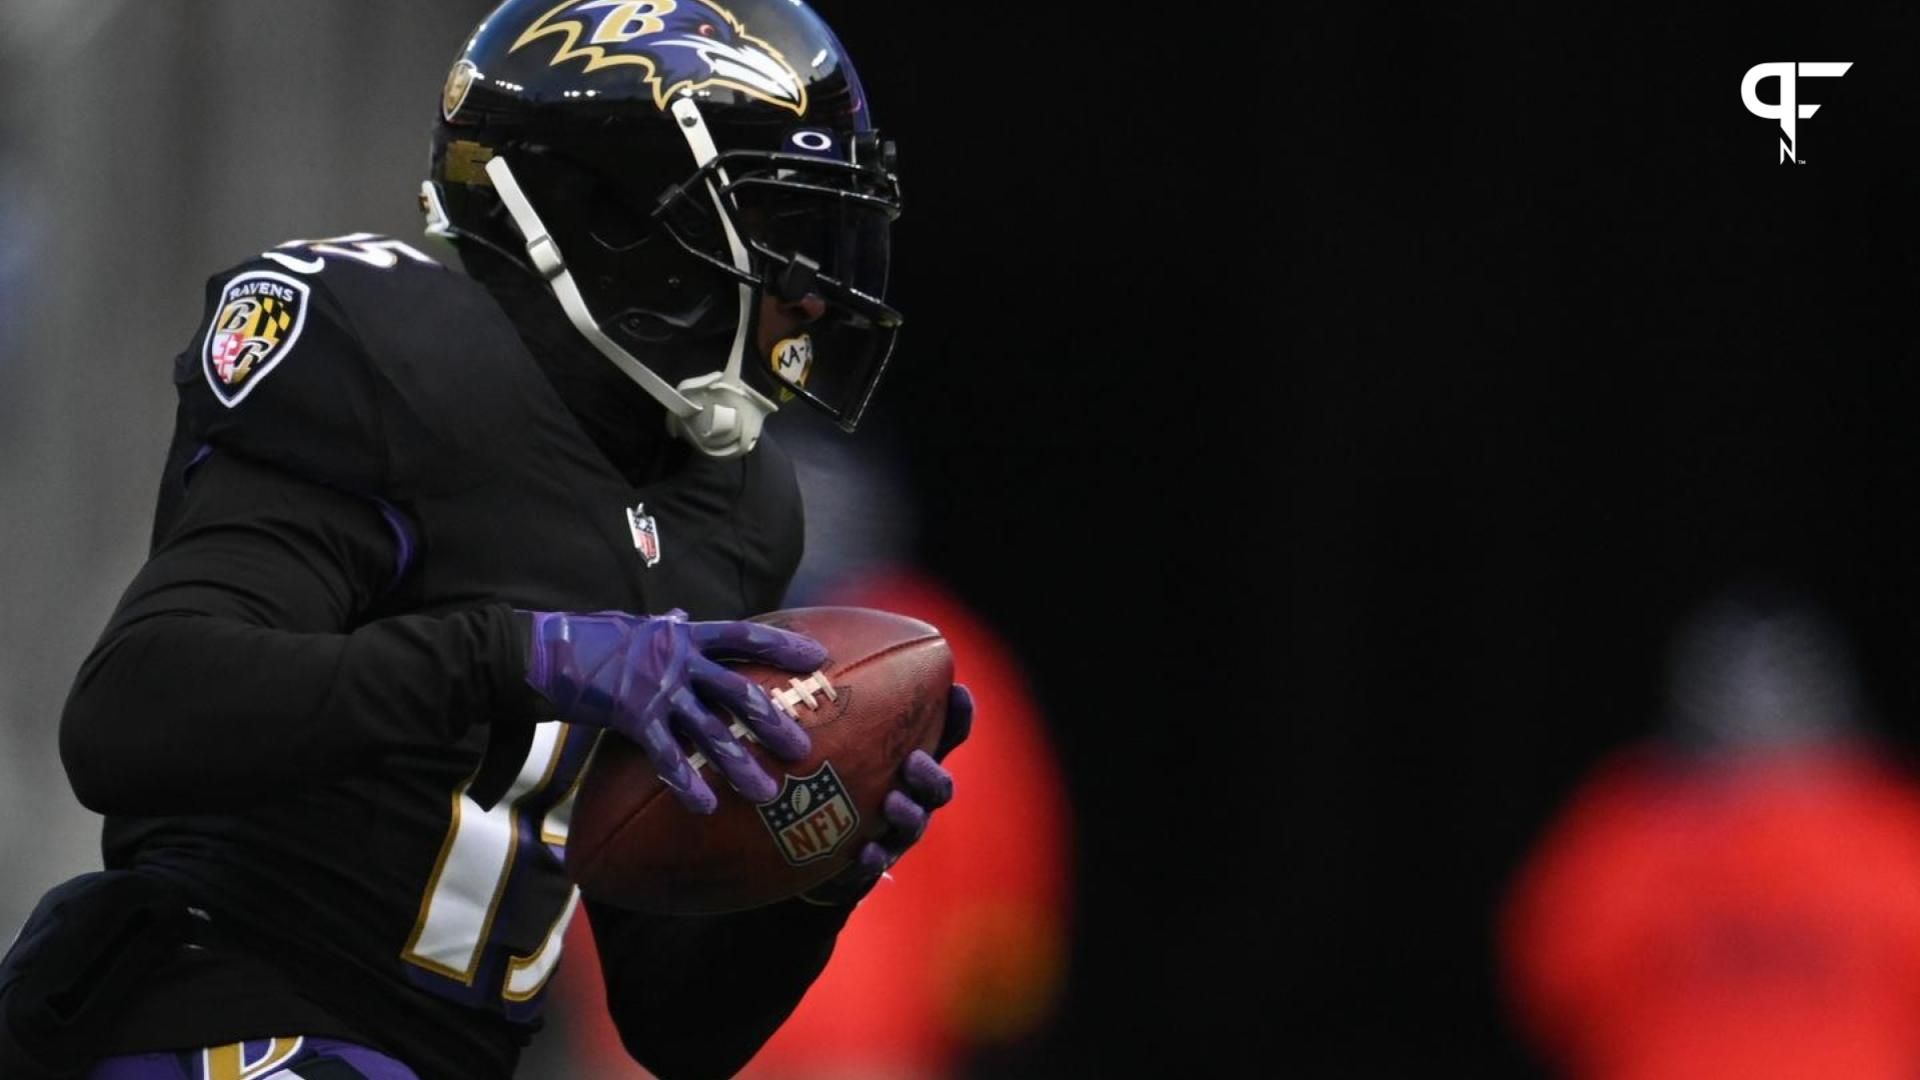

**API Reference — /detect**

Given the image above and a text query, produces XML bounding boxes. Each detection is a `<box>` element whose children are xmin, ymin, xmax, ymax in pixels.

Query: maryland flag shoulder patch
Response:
<box><xmin>202</xmin><ymin>270</ymin><xmax>311</xmax><ymax>407</ymax></box>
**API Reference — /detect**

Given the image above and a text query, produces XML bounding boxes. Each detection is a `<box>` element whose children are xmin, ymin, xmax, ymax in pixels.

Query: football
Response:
<box><xmin>566</xmin><ymin>607</ymin><xmax>952</xmax><ymax>914</ymax></box>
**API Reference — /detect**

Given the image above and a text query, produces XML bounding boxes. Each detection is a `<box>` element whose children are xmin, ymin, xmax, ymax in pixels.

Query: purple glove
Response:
<box><xmin>521</xmin><ymin>609</ymin><xmax>825</xmax><ymax>813</ymax></box>
<box><xmin>803</xmin><ymin>683</ymin><xmax>974</xmax><ymax>906</ymax></box>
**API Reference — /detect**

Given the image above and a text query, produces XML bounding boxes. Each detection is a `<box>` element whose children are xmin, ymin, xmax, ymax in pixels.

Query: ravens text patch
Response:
<box><xmin>202</xmin><ymin>270</ymin><xmax>310</xmax><ymax>407</ymax></box>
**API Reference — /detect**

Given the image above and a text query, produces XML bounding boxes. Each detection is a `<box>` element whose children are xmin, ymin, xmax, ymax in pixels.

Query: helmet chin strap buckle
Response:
<box><xmin>672</xmin><ymin>373</ymin><xmax>778</xmax><ymax>460</ymax></box>
<box><xmin>526</xmin><ymin>235</ymin><xmax>565</xmax><ymax>280</ymax></box>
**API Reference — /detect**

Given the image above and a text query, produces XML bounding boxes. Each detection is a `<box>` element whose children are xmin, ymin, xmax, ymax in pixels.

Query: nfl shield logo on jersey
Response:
<box><xmin>757</xmin><ymin>764</ymin><xmax>861</xmax><ymax>867</ymax></box>
<box><xmin>626</xmin><ymin>503</ymin><xmax>661</xmax><ymax>567</ymax></box>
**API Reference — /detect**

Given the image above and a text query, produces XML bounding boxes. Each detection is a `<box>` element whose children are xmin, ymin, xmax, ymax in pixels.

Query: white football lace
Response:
<box><xmin>770</xmin><ymin>672</ymin><xmax>838</xmax><ymax>716</ymax></box>
<box><xmin>693</xmin><ymin>673</ymin><xmax>836</xmax><ymax>769</ymax></box>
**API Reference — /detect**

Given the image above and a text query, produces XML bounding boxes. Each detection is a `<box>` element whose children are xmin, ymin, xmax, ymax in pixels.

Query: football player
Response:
<box><xmin>0</xmin><ymin>1</ymin><xmax>971</xmax><ymax>1078</ymax></box>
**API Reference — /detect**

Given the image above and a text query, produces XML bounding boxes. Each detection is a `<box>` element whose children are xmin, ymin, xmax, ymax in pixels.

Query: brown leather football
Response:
<box><xmin>566</xmin><ymin>607</ymin><xmax>952</xmax><ymax>914</ymax></box>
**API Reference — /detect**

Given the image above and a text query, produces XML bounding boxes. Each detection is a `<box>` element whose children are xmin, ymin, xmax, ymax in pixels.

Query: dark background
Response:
<box><xmin>1290</xmin><ymin>3</ymin><xmax>1920</xmax><ymax>1075</ymax></box>
<box><xmin>809</xmin><ymin>2</ymin><xmax>1263</xmax><ymax>1072</ymax></box>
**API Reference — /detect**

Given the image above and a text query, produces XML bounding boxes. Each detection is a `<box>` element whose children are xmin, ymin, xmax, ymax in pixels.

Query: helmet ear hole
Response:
<box><xmin>615</xmin><ymin>293</ymin><xmax>720</xmax><ymax>343</ymax></box>
<box><xmin>606</xmin><ymin>241</ymin><xmax>736</xmax><ymax>344</ymax></box>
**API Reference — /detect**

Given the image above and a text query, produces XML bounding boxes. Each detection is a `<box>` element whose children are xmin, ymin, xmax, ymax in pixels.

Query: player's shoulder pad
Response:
<box><xmin>177</xmin><ymin>233</ymin><xmax>542</xmax><ymax>497</ymax></box>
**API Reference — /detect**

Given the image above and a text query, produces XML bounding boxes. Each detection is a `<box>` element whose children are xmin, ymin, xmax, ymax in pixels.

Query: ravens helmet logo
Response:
<box><xmin>511</xmin><ymin>0</ymin><xmax>807</xmax><ymax>115</ymax></box>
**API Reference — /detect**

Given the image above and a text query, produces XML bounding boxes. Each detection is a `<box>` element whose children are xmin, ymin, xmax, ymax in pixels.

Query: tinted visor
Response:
<box><xmin>656</xmin><ymin>147</ymin><xmax>904</xmax><ymax>431</ymax></box>
<box><xmin>736</xmin><ymin>183</ymin><xmax>898</xmax><ymax>428</ymax></box>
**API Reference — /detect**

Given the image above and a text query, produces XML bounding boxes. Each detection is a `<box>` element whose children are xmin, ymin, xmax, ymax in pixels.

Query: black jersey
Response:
<box><xmin>60</xmin><ymin>235</ymin><xmax>846</xmax><ymax>1079</ymax></box>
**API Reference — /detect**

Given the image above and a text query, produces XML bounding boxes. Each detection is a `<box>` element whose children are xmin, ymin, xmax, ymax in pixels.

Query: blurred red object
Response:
<box><xmin>554</xmin><ymin>569</ymin><xmax>1072</xmax><ymax>1079</ymax></box>
<box><xmin>1502</xmin><ymin>746</ymin><xmax>1920</xmax><ymax>1080</ymax></box>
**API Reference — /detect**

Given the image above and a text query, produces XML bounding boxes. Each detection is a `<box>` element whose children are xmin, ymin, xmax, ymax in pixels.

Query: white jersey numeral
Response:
<box><xmin>401</xmin><ymin>723</ymin><xmax>594</xmax><ymax>1005</ymax></box>
<box><xmin>263</xmin><ymin>233</ymin><xmax>438</xmax><ymax>275</ymax></box>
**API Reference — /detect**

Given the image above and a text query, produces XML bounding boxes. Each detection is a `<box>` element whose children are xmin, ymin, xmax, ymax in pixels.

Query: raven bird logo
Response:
<box><xmin>512</xmin><ymin>0</ymin><xmax>808</xmax><ymax>116</ymax></box>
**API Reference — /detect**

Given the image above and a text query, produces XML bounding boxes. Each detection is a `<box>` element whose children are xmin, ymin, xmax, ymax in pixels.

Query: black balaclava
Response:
<box><xmin>459</xmin><ymin>243</ymin><xmax>694</xmax><ymax>487</ymax></box>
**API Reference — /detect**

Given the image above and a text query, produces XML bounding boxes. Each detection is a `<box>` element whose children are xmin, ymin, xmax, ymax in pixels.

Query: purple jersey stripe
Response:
<box><xmin>182</xmin><ymin>444</ymin><xmax>214</xmax><ymax>488</ymax></box>
<box><xmin>372</xmin><ymin>499</ymin><xmax>416</xmax><ymax>592</ymax></box>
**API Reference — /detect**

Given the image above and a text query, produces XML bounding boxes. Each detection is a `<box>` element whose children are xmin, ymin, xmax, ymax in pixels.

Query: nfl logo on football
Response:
<box><xmin>758</xmin><ymin>764</ymin><xmax>861</xmax><ymax>866</ymax></box>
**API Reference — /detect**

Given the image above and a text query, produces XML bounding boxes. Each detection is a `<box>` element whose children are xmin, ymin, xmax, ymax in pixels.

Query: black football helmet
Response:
<box><xmin>424</xmin><ymin>0</ymin><xmax>903</xmax><ymax>458</ymax></box>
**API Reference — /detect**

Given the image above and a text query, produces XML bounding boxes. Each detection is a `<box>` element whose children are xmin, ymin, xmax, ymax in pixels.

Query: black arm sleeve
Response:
<box><xmin>587</xmin><ymin>895</ymin><xmax>857</xmax><ymax>1080</ymax></box>
<box><xmin>59</xmin><ymin>450</ymin><xmax>533</xmax><ymax>816</ymax></box>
